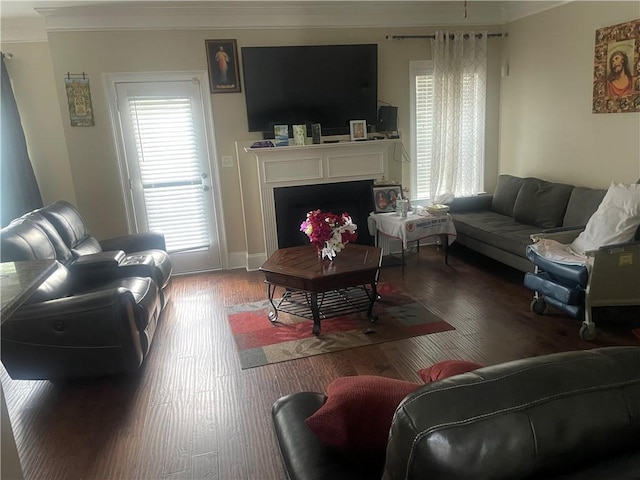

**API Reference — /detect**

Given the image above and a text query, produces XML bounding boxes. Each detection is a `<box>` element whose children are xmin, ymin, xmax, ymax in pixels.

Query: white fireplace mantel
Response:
<box><xmin>244</xmin><ymin>139</ymin><xmax>399</xmax><ymax>257</ymax></box>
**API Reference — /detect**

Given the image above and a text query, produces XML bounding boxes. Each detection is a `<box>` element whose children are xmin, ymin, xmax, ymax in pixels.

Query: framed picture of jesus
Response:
<box><xmin>205</xmin><ymin>39</ymin><xmax>241</xmax><ymax>94</ymax></box>
<box><xmin>592</xmin><ymin>19</ymin><xmax>639</xmax><ymax>113</ymax></box>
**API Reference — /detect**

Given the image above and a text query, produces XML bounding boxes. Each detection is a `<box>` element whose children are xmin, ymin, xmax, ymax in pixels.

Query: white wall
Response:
<box><xmin>499</xmin><ymin>1</ymin><xmax>640</xmax><ymax>187</ymax></box>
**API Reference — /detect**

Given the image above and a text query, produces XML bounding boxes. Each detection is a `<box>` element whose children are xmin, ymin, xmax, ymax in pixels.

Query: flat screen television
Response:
<box><xmin>241</xmin><ymin>44</ymin><xmax>378</xmax><ymax>137</ymax></box>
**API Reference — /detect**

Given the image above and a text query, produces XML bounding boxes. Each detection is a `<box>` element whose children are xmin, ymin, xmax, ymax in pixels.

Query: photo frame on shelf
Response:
<box><xmin>205</xmin><ymin>39</ymin><xmax>241</xmax><ymax>93</ymax></box>
<box><xmin>372</xmin><ymin>184</ymin><xmax>402</xmax><ymax>213</ymax></box>
<box><xmin>349</xmin><ymin>119</ymin><xmax>367</xmax><ymax>141</ymax></box>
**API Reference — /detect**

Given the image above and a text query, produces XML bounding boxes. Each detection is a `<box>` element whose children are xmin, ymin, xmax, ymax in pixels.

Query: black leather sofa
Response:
<box><xmin>272</xmin><ymin>346</ymin><xmax>640</xmax><ymax>479</ymax></box>
<box><xmin>0</xmin><ymin>202</ymin><xmax>172</xmax><ymax>380</ymax></box>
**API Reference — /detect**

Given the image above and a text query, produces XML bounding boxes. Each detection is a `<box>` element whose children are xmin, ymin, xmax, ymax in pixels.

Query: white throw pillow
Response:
<box><xmin>570</xmin><ymin>182</ymin><xmax>640</xmax><ymax>254</ymax></box>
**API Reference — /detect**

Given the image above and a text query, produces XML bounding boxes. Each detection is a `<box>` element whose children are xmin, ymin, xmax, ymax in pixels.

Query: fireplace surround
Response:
<box><xmin>245</xmin><ymin>139</ymin><xmax>398</xmax><ymax>258</ymax></box>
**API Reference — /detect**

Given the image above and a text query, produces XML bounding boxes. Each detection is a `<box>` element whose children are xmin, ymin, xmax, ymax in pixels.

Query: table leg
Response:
<box><xmin>440</xmin><ymin>234</ymin><xmax>449</xmax><ymax>265</ymax></box>
<box><xmin>367</xmin><ymin>283</ymin><xmax>378</xmax><ymax>322</ymax></box>
<box><xmin>310</xmin><ymin>292</ymin><xmax>321</xmax><ymax>335</ymax></box>
<box><xmin>267</xmin><ymin>283</ymin><xmax>279</xmax><ymax>322</ymax></box>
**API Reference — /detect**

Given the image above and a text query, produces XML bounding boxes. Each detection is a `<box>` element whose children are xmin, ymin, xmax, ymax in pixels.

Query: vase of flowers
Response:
<box><xmin>300</xmin><ymin>210</ymin><xmax>358</xmax><ymax>260</ymax></box>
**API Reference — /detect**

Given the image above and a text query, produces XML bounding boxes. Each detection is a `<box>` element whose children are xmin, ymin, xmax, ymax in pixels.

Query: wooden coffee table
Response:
<box><xmin>259</xmin><ymin>244</ymin><xmax>382</xmax><ymax>335</ymax></box>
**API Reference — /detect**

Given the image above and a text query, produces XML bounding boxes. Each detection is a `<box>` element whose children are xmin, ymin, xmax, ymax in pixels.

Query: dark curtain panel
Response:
<box><xmin>1</xmin><ymin>54</ymin><xmax>43</xmax><ymax>227</ymax></box>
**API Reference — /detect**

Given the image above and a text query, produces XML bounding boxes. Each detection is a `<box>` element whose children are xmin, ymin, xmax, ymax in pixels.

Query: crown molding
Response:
<box><xmin>34</xmin><ymin>2</ymin><xmax>507</xmax><ymax>32</ymax></box>
<box><xmin>0</xmin><ymin>1</ymin><xmax>568</xmax><ymax>43</ymax></box>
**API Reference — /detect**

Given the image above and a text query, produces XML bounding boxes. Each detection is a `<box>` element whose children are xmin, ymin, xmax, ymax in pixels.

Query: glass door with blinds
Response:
<box><xmin>114</xmin><ymin>79</ymin><xmax>222</xmax><ymax>273</ymax></box>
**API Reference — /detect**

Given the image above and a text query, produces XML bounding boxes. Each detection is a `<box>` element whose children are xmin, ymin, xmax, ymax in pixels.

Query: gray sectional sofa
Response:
<box><xmin>448</xmin><ymin>174</ymin><xmax>607</xmax><ymax>272</ymax></box>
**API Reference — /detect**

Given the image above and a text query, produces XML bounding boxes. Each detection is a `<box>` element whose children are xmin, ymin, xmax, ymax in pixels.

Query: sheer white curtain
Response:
<box><xmin>430</xmin><ymin>31</ymin><xmax>487</xmax><ymax>199</ymax></box>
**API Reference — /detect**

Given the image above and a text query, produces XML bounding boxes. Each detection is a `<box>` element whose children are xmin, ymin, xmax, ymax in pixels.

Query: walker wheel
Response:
<box><xmin>530</xmin><ymin>298</ymin><xmax>547</xmax><ymax>315</ymax></box>
<box><xmin>579</xmin><ymin>322</ymin><xmax>596</xmax><ymax>341</ymax></box>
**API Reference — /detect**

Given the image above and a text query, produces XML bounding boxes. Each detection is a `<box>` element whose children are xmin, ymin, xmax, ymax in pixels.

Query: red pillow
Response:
<box><xmin>305</xmin><ymin>375</ymin><xmax>420</xmax><ymax>455</ymax></box>
<box><xmin>418</xmin><ymin>360</ymin><xmax>483</xmax><ymax>383</ymax></box>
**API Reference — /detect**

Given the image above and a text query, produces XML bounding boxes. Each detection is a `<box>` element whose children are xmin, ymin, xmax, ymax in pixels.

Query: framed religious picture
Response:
<box><xmin>349</xmin><ymin>119</ymin><xmax>367</xmax><ymax>141</ymax></box>
<box><xmin>592</xmin><ymin>19</ymin><xmax>639</xmax><ymax>113</ymax></box>
<box><xmin>372</xmin><ymin>184</ymin><xmax>402</xmax><ymax>213</ymax></box>
<box><xmin>205</xmin><ymin>39</ymin><xmax>241</xmax><ymax>93</ymax></box>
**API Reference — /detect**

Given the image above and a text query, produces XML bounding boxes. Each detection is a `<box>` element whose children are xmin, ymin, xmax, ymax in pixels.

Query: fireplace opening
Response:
<box><xmin>274</xmin><ymin>180</ymin><xmax>376</xmax><ymax>248</ymax></box>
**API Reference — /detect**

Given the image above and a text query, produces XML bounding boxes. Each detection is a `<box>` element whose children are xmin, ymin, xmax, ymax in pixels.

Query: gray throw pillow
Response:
<box><xmin>513</xmin><ymin>178</ymin><xmax>573</xmax><ymax>229</ymax></box>
<box><xmin>491</xmin><ymin>174</ymin><xmax>524</xmax><ymax>217</ymax></box>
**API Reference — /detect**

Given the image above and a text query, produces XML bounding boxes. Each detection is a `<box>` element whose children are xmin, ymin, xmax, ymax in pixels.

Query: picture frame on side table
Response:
<box><xmin>372</xmin><ymin>184</ymin><xmax>402</xmax><ymax>213</ymax></box>
<box><xmin>349</xmin><ymin>120</ymin><xmax>367</xmax><ymax>141</ymax></box>
<box><xmin>205</xmin><ymin>39</ymin><xmax>241</xmax><ymax>93</ymax></box>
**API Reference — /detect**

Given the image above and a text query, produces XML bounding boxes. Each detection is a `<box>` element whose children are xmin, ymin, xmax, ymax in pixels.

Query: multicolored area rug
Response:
<box><xmin>225</xmin><ymin>283</ymin><xmax>454</xmax><ymax>369</ymax></box>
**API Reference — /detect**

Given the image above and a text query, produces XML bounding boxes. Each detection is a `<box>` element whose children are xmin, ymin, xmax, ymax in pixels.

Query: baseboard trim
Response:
<box><xmin>246</xmin><ymin>252</ymin><xmax>267</xmax><ymax>271</ymax></box>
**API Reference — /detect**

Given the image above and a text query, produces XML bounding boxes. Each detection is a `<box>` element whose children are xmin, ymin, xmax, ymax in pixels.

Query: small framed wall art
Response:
<box><xmin>205</xmin><ymin>39</ymin><xmax>241</xmax><ymax>93</ymax></box>
<box><xmin>372</xmin><ymin>184</ymin><xmax>402</xmax><ymax>213</ymax></box>
<box><xmin>65</xmin><ymin>73</ymin><xmax>94</xmax><ymax>127</ymax></box>
<box><xmin>349</xmin><ymin>120</ymin><xmax>367</xmax><ymax>141</ymax></box>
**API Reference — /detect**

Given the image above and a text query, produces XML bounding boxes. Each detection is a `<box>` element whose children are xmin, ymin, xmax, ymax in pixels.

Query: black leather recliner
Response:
<box><xmin>0</xmin><ymin>207</ymin><xmax>168</xmax><ymax>380</ymax></box>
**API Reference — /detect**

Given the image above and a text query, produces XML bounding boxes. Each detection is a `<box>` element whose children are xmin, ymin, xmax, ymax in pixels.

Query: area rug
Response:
<box><xmin>225</xmin><ymin>283</ymin><xmax>454</xmax><ymax>369</ymax></box>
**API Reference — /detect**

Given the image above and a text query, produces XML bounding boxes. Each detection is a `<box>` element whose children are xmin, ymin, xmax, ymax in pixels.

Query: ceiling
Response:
<box><xmin>0</xmin><ymin>1</ymin><xmax>569</xmax><ymax>43</ymax></box>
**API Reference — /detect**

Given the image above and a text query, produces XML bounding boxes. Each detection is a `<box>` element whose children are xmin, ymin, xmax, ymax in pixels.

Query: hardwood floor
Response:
<box><xmin>2</xmin><ymin>245</ymin><xmax>638</xmax><ymax>479</ymax></box>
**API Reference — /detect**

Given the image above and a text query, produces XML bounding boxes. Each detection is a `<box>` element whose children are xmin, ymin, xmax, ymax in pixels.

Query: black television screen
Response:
<box><xmin>241</xmin><ymin>44</ymin><xmax>378</xmax><ymax>136</ymax></box>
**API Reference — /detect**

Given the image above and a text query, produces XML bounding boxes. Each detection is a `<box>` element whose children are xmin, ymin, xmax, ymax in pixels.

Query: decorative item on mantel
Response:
<box><xmin>292</xmin><ymin>124</ymin><xmax>306</xmax><ymax>146</ymax></box>
<box><xmin>274</xmin><ymin>124</ymin><xmax>289</xmax><ymax>146</ymax></box>
<box><xmin>300</xmin><ymin>210</ymin><xmax>358</xmax><ymax>260</ymax></box>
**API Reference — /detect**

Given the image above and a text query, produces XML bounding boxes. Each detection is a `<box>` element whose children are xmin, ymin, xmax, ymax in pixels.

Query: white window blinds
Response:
<box><xmin>414</xmin><ymin>73</ymin><xmax>435</xmax><ymax>200</ymax></box>
<box><xmin>127</xmin><ymin>95</ymin><xmax>210</xmax><ymax>253</ymax></box>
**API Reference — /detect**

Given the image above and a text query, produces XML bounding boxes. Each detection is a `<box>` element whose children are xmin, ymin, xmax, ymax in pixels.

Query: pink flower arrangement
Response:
<box><xmin>300</xmin><ymin>210</ymin><xmax>358</xmax><ymax>260</ymax></box>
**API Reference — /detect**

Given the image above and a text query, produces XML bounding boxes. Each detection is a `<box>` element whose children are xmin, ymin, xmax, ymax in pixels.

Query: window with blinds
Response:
<box><xmin>127</xmin><ymin>95</ymin><xmax>210</xmax><ymax>253</ymax></box>
<box><xmin>410</xmin><ymin>61</ymin><xmax>435</xmax><ymax>201</ymax></box>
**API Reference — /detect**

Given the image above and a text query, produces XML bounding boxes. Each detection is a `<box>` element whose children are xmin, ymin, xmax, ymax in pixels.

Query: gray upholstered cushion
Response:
<box><xmin>562</xmin><ymin>187</ymin><xmax>607</xmax><ymax>227</ymax></box>
<box><xmin>491</xmin><ymin>174</ymin><xmax>524</xmax><ymax>217</ymax></box>
<box><xmin>513</xmin><ymin>178</ymin><xmax>573</xmax><ymax>229</ymax></box>
<box><xmin>450</xmin><ymin>211</ymin><xmax>540</xmax><ymax>258</ymax></box>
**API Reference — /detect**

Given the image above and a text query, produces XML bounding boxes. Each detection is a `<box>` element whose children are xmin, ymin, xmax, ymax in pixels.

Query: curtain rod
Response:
<box><xmin>386</xmin><ymin>33</ymin><xmax>505</xmax><ymax>40</ymax></box>
<box><xmin>1</xmin><ymin>52</ymin><xmax>14</xmax><ymax>59</ymax></box>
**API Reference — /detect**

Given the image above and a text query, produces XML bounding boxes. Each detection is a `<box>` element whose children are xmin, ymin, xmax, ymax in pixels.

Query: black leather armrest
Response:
<box><xmin>448</xmin><ymin>194</ymin><xmax>493</xmax><ymax>213</ymax></box>
<box><xmin>72</xmin><ymin>251</ymin><xmax>126</xmax><ymax>266</ymax></box>
<box><xmin>68</xmin><ymin>251</ymin><xmax>128</xmax><ymax>287</ymax></box>
<box><xmin>272</xmin><ymin>392</ymin><xmax>383</xmax><ymax>480</ymax></box>
<box><xmin>100</xmin><ymin>232</ymin><xmax>167</xmax><ymax>252</ymax></box>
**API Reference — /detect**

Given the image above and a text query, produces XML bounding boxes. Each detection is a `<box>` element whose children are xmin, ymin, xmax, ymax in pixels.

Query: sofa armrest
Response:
<box><xmin>272</xmin><ymin>392</ymin><xmax>385</xmax><ymax>480</ymax></box>
<box><xmin>68</xmin><ymin>251</ymin><xmax>127</xmax><ymax>286</ymax></box>
<box><xmin>100</xmin><ymin>232</ymin><xmax>167</xmax><ymax>252</ymax></box>
<box><xmin>448</xmin><ymin>194</ymin><xmax>493</xmax><ymax>213</ymax></box>
<box><xmin>71</xmin><ymin>250</ymin><xmax>126</xmax><ymax>267</ymax></box>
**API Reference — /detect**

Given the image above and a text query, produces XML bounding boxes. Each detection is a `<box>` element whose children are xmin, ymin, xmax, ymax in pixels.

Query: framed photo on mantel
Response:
<box><xmin>350</xmin><ymin>120</ymin><xmax>367</xmax><ymax>141</ymax></box>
